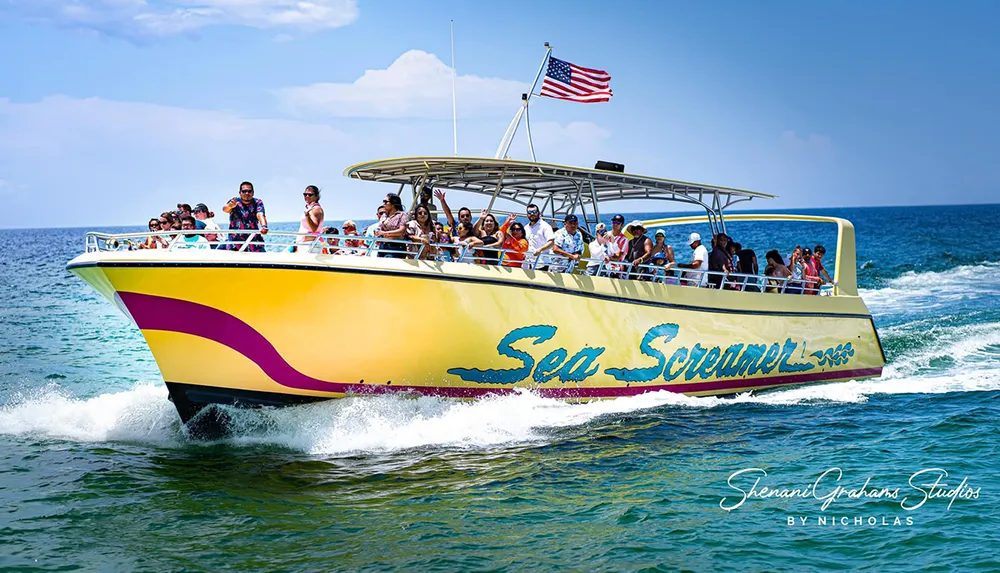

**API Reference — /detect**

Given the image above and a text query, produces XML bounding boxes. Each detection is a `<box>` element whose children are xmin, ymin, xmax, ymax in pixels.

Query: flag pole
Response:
<box><xmin>524</xmin><ymin>93</ymin><xmax>536</xmax><ymax>161</ymax></box>
<box><xmin>494</xmin><ymin>42</ymin><xmax>552</xmax><ymax>159</ymax></box>
<box><xmin>450</xmin><ymin>20</ymin><xmax>458</xmax><ymax>156</ymax></box>
<box><xmin>525</xmin><ymin>42</ymin><xmax>553</xmax><ymax>100</ymax></box>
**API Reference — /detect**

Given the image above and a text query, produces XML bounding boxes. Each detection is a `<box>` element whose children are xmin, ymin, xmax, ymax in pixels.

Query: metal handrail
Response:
<box><xmin>80</xmin><ymin>229</ymin><xmax>838</xmax><ymax>295</ymax></box>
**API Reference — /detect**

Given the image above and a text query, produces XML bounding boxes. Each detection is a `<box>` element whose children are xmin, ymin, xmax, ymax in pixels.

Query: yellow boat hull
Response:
<box><xmin>68</xmin><ymin>251</ymin><xmax>885</xmax><ymax>423</ymax></box>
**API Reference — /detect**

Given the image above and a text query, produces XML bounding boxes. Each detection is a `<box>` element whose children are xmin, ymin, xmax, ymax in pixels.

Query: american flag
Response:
<box><xmin>539</xmin><ymin>56</ymin><xmax>612</xmax><ymax>103</ymax></box>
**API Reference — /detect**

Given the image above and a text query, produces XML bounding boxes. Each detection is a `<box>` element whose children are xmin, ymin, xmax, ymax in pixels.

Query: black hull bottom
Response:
<box><xmin>165</xmin><ymin>382</ymin><xmax>328</xmax><ymax>438</ymax></box>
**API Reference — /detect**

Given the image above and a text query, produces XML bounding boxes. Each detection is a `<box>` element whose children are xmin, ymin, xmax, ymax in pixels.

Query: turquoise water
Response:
<box><xmin>1</xmin><ymin>205</ymin><xmax>999</xmax><ymax>571</ymax></box>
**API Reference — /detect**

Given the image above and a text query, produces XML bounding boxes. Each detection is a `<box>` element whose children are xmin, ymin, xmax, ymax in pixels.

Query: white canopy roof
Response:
<box><xmin>344</xmin><ymin>156</ymin><xmax>774</xmax><ymax>224</ymax></box>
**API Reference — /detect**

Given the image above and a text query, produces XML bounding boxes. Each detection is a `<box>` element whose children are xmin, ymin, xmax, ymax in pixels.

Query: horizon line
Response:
<box><xmin>1</xmin><ymin>201</ymin><xmax>998</xmax><ymax>231</ymax></box>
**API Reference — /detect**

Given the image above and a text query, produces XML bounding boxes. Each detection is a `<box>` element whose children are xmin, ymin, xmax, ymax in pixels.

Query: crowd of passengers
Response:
<box><xmin>139</xmin><ymin>181</ymin><xmax>833</xmax><ymax>294</ymax></box>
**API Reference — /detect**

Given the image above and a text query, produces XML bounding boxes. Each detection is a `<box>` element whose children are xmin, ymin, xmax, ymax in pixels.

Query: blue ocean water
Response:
<box><xmin>1</xmin><ymin>204</ymin><xmax>999</xmax><ymax>571</ymax></box>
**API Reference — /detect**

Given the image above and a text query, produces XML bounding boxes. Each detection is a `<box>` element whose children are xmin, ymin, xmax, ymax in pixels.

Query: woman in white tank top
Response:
<box><xmin>297</xmin><ymin>185</ymin><xmax>325</xmax><ymax>246</ymax></box>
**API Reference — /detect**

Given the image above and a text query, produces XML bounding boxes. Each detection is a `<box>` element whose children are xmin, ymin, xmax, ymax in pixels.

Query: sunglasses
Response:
<box><xmin>303</xmin><ymin>192</ymin><xmax>316</xmax><ymax>197</ymax></box>
<box><xmin>527</xmin><ymin>210</ymin><xmax>539</xmax><ymax>215</ymax></box>
<box><xmin>158</xmin><ymin>219</ymin><xmax>169</xmax><ymax>224</ymax></box>
<box><xmin>240</xmin><ymin>190</ymin><xmax>254</xmax><ymax>194</ymax></box>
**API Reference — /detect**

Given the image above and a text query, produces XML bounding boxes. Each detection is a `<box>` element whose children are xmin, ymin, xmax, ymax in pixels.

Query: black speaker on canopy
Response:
<box><xmin>594</xmin><ymin>160</ymin><xmax>625</xmax><ymax>173</ymax></box>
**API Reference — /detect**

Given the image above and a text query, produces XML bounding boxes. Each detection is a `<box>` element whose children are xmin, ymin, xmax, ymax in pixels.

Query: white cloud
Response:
<box><xmin>0</xmin><ymin>96</ymin><xmax>355</xmax><ymax>227</ymax></box>
<box><xmin>274</xmin><ymin>50</ymin><xmax>530</xmax><ymax>118</ymax></box>
<box><xmin>0</xmin><ymin>96</ymin><xmax>610</xmax><ymax>228</ymax></box>
<box><xmin>0</xmin><ymin>0</ymin><xmax>359</xmax><ymax>39</ymax></box>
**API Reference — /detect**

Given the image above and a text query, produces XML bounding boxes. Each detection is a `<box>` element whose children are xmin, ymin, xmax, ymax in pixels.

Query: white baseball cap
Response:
<box><xmin>688</xmin><ymin>232</ymin><xmax>701</xmax><ymax>245</ymax></box>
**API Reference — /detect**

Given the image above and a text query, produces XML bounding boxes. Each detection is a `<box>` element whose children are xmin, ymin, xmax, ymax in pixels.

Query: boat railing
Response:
<box><xmin>82</xmin><ymin>229</ymin><xmax>835</xmax><ymax>296</ymax></box>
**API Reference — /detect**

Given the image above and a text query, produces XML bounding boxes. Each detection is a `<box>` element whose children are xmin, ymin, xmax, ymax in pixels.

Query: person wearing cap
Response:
<box><xmin>650</xmin><ymin>254</ymin><xmax>670</xmax><ymax>282</ymax></box>
<box><xmin>676</xmin><ymin>232</ymin><xmax>709</xmax><ymax>286</ymax></box>
<box><xmin>523</xmin><ymin>203</ymin><xmax>554</xmax><ymax>269</ymax></box>
<box><xmin>536</xmin><ymin>214</ymin><xmax>584</xmax><ymax>273</ymax></box>
<box><xmin>585</xmin><ymin>222</ymin><xmax>618</xmax><ymax>276</ymax></box>
<box><xmin>192</xmin><ymin>203</ymin><xmax>221</xmax><ymax>247</ymax></box>
<box><xmin>651</xmin><ymin>228</ymin><xmax>675</xmax><ymax>265</ymax></box>
<box><xmin>606</xmin><ymin>214</ymin><xmax>629</xmax><ymax>277</ymax></box>
<box><xmin>801</xmin><ymin>247</ymin><xmax>821</xmax><ymax>294</ymax></box>
<box><xmin>624</xmin><ymin>221</ymin><xmax>654</xmax><ymax>279</ymax></box>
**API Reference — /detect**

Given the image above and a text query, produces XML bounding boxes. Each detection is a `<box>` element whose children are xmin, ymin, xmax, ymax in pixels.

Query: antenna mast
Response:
<box><xmin>495</xmin><ymin>42</ymin><xmax>551</xmax><ymax>160</ymax></box>
<box><xmin>450</xmin><ymin>20</ymin><xmax>458</xmax><ymax>156</ymax></box>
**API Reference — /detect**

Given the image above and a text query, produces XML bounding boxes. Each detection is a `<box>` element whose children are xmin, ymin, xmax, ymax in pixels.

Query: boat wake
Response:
<box><xmin>860</xmin><ymin>261</ymin><xmax>1000</xmax><ymax>316</ymax></box>
<box><xmin>2</xmin><ymin>366</ymin><xmax>997</xmax><ymax>457</ymax></box>
<box><xmin>2</xmin><ymin>263</ymin><xmax>996</xmax><ymax>454</ymax></box>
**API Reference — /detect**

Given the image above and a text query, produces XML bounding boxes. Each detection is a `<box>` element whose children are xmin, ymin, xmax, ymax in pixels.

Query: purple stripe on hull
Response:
<box><xmin>119</xmin><ymin>292</ymin><xmax>882</xmax><ymax>399</ymax></box>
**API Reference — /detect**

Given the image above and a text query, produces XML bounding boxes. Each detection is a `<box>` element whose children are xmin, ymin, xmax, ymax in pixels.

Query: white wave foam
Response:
<box><xmin>4</xmin><ymin>368</ymin><xmax>998</xmax><ymax>455</ymax></box>
<box><xmin>860</xmin><ymin>262</ymin><xmax>1000</xmax><ymax>313</ymax></box>
<box><xmin>225</xmin><ymin>389</ymin><xmax>721</xmax><ymax>455</ymax></box>
<box><xmin>881</xmin><ymin>321</ymin><xmax>1000</xmax><ymax>380</ymax></box>
<box><xmin>0</xmin><ymin>382</ymin><xmax>180</xmax><ymax>443</ymax></box>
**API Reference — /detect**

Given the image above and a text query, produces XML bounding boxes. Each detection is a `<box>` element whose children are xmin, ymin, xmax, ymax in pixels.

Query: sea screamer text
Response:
<box><xmin>447</xmin><ymin>323</ymin><xmax>854</xmax><ymax>384</ymax></box>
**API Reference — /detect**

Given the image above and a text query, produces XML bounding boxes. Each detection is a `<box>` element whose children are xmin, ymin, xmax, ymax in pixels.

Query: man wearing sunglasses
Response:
<box><xmin>223</xmin><ymin>181</ymin><xmax>268</xmax><ymax>252</ymax></box>
<box><xmin>523</xmin><ymin>203</ymin><xmax>554</xmax><ymax>270</ymax></box>
<box><xmin>433</xmin><ymin>189</ymin><xmax>471</xmax><ymax>237</ymax></box>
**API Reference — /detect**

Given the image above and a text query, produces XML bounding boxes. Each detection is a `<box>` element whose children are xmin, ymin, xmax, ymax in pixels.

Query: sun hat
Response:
<box><xmin>654</xmin><ymin>228</ymin><xmax>665</xmax><ymax>237</ymax></box>
<box><xmin>688</xmin><ymin>232</ymin><xmax>701</xmax><ymax>245</ymax></box>
<box><xmin>626</xmin><ymin>220</ymin><xmax>645</xmax><ymax>231</ymax></box>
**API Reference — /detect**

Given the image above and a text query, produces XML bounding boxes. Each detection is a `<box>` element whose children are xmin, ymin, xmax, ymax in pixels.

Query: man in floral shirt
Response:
<box><xmin>223</xmin><ymin>181</ymin><xmax>268</xmax><ymax>252</ymax></box>
<box><xmin>535</xmin><ymin>213</ymin><xmax>584</xmax><ymax>273</ymax></box>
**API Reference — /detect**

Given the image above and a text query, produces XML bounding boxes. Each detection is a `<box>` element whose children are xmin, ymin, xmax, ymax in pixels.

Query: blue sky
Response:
<box><xmin>1</xmin><ymin>0</ymin><xmax>998</xmax><ymax>228</ymax></box>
